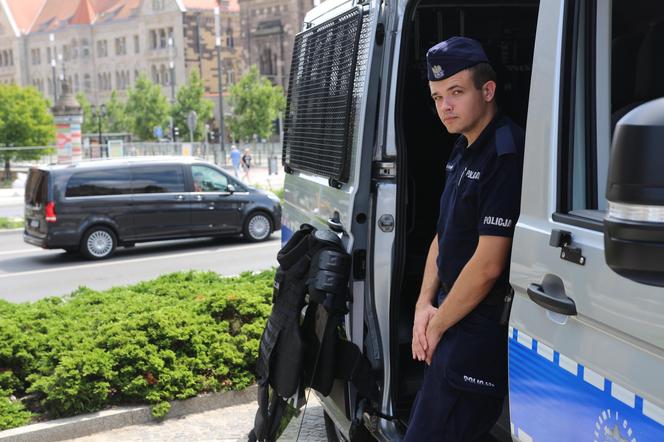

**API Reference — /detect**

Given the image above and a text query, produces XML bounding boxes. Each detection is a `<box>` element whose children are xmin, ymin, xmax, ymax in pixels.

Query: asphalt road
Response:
<box><xmin>0</xmin><ymin>230</ymin><xmax>281</xmax><ymax>303</ymax></box>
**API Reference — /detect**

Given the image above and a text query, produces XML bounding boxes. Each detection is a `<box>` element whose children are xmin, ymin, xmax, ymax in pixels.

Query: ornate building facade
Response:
<box><xmin>0</xmin><ymin>0</ymin><xmax>244</xmax><ymax>112</ymax></box>
<box><xmin>238</xmin><ymin>0</ymin><xmax>316</xmax><ymax>90</ymax></box>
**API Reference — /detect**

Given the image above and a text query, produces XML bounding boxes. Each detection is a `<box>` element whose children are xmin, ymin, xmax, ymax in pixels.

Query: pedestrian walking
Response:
<box><xmin>230</xmin><ymin>145</ymin><xmax>241</xmax><ymax>177</ymax></box>
<box><xmin>405</xmin><ymin>36</ymin><xmax>525</xmax><ymax>441</ymax></box>
<box><xmin>241</xmin><ymin>148</ymin><xmax>252</xmax><ymax>182</ymax></box>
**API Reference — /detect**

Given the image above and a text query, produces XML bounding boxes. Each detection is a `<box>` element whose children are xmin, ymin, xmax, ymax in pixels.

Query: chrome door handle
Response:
<box><xmin>175</xmin><ymin>195</ymin><xmax>185</xmax><ymax>201</ymax></box>
<box><xmin>195</xmin><ymin>195</ymin><xmax>203</xmax><ymax>201</ymax></box>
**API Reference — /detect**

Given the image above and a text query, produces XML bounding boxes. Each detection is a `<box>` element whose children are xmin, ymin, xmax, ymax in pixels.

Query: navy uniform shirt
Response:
<box><xmin>436</xmin><ymin>112</ymin><xmax>525</xmax><ymax>299</ymax></box>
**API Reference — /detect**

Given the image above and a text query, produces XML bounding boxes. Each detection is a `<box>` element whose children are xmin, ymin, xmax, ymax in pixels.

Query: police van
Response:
<box><xmin>279</xmin><ymin>0</ymin><xmax>664</xmax><ymax>440</ymax></box>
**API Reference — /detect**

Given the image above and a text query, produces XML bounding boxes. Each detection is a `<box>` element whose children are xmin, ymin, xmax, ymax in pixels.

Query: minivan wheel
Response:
<box><xmin>82</xmin><ymin>227</ymin><xmax>117</xmax><ymax>259</ymax></box>
<box><xmin>243</xmin><ymin>212</ymin><xmax>272</xmax><ymax>242</ymax></box>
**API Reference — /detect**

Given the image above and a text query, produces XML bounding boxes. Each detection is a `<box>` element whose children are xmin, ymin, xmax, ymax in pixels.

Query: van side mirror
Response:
<box><xmin>604</xmin><ymin>98</ymin><xmax>664</xmax><ymax>287</ymax></box>
<box><xmin>226</xmin><ymin>184</ymin><xmax>235</xmax><ymax>194</ymax></box>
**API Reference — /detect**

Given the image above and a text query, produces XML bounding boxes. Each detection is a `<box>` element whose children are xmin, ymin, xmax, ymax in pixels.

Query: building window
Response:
<box><xmin>260</xmin><ymin>47</ymin><xmax>275</xmax><ymax>77</ymax></box>
<box><xmin>149</xmin><ymin>30</ymin><xmax>157</xmax><ymax>49</ymax></box>
<box><xmin>151</xmin><ymin>65</ymin><xmax>159</xmax><ymax>83</ymax></box>
<box><xmin>80</xmin><ymin>38</ymin><xmax>90</xmax><ymax>58</ymax></box>
<box><xmin>159</xmin><ymin>29</ymin><xmax>167</xmax><ymax>48</ymax></box>
<box><xmin>31</xmin><ymin>48</ymin><xmax>41</xmax><ymax>65</ymax></box>
<box><xmin>160</xmin><ymin>64</ymin><xmax>167</xmax><ymax>86</ymax></box>
<box><xmin>226</xmin><ymin>23</ymin><xmax>234</xmax><ymax>48</ymax></box>
<box><xmin>97</xmin><ymin>40</ymin><xmax>108</xmax><ymax>57</ymax></box>
<box><xmin>115</xmin><ymin>37</ymin><xmax>126</xmax><ymax>56</ymax></box>
<box><xmin>69</xmin><ymin>40</ymin><xmax>78</xmax><ymax>60</ymax></box>
<box><xmin>84</xmin><ymin>74</ymin><xmax>91</xmax><ymax>93</ymax></box>
<box><xmin>134</xmin><ymin>35</ymin><xmax>140</xmax><ymax>53</ymax></box>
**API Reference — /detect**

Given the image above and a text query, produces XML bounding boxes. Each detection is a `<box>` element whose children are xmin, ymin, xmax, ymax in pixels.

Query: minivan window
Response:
<box><xmin>131</xmin><ymin>165</ymin><xmax>185</xmax><ymax>194</ymax></box>
<box><xmin>191</xmin><ymin>165</ymin><xmax>228</xmax><ymax>192</ymax></box>
<box><xmin>66</xmin><ymin>169</ymin><xmax>132</xmax><ymax>197</ymax></box>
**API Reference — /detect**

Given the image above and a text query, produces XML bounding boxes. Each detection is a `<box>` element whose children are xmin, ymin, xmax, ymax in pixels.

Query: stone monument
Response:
<box><xmin>52</xmin><ymin>80</ymin><xmax>83</xmax><ymax>164</ymax></box>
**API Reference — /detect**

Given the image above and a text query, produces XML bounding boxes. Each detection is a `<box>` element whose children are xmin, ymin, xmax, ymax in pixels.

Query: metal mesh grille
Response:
<box><xmin>282</xmin><ymin>8</ymin><xmax>365</xmax><ymax>183</ymax></box>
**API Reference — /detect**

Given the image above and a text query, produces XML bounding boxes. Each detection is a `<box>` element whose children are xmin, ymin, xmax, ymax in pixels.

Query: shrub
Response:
<box><xmin>0</xmin><ymin>396</ymin><xmax>33</xmax><ymax>431</ymax></box>
<box><xmin>0</xmin><ymin>217</ymin><xmax>23</xmax><ymax>230</ymax></box>
<box><xmin>0</xmin><ymin>270</ymin><xmax>274</xmax><ymax>429</ymax></box>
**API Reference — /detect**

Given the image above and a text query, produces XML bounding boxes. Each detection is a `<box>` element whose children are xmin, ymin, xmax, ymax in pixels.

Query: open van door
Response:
<box><xmin>509</xmin><ymin>1</ymin><xmax>664</xmax><ymax>440</ymax></box>
<box><xmin>280</xmin><ymin>0</ymin><xmax>386</xmax><ymax>435</ymax></box>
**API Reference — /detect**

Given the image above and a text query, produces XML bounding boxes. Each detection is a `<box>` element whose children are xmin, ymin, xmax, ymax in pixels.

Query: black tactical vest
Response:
<box><xmin>249</xmin><ymin>225</ymin><xmax>379</xmax><ymax>442</ymax></box>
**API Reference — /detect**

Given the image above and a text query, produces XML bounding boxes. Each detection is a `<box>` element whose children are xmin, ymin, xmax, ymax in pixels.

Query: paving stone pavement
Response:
<box><xmin>67</xmin><ymin>395</ymin><xmax>326</xmax><ymax>442</ymax></box>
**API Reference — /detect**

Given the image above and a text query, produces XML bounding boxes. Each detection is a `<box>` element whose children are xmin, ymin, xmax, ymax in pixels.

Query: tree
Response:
<box><xmin>227</xmin><ymin>66</ymin><xmax>286</xmax><ymax>141</ymax></box>
<box><xmin>105</xmin><ymin>91</ymin><xmax>130</xmax><ymax>134</ymax></box>
<box><xmin>76</xmin><ymin>92</ymin><xmax>97</xmax><ymax>134</ymax></box>
<box><xmin>77</xmin><ymin>91</ymin><xmax>131</xmax><ymax>136</ymax></box>
<box><xmin>171</xmin><ymin>71</ymin><xmax>214</xmax><ymax>141</ymax></box>
<box><xmin>124</xmin><ymin>74</ymin><xmax>170</xmax><ymax>141</ymax></box>
<box><xmin>0</xmin><ymin>84</ymin><xmax>55</xmax><ymax>180</ymax></box>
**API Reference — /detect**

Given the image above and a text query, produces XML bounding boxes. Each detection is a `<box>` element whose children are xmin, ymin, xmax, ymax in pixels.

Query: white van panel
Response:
<box><xmin>281</xmin><ymin>0</ymin><xmax>380</xmax><ymax>246</ymax></box>
<box><xmin>510</xmin><ymin>1</ymin><xmax>664</xmax><ymax>440</ymax></box>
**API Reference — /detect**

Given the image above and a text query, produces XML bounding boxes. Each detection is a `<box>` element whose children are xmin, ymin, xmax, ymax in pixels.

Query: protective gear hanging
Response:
<box><xmin>248</xmin><ymin>224</ymin><xmax>379</xmax><ymax>442</ymax></box>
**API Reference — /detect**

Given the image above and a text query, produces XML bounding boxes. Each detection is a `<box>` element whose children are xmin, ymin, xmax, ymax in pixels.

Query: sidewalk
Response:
<box><xmin>0</xmin><ymin>187</ymin><xmax>24</xmax><ymax>207</ymax></box>
<box><xmin>220</xmin><ymin>166</ymin><xmax>284</xmax><ymax>191</ymax></box>
<box><xmin>68</xmin><ymin>394</ymin><xmax>325</xmax><ymax>442</ymax></box>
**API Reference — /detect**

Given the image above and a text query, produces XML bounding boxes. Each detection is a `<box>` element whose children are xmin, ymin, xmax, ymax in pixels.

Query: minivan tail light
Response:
<box><xmin>45</xmin><ymin>201</ymin><xmax>57</xmax><ymax>223</ymax></box>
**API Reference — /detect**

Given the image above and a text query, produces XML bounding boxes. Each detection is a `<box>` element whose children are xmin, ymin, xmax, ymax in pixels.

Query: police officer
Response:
<box><xmin>406</xmin><ymin>37</ymin><xmax>525</xmax><ymax>441</ymax></box>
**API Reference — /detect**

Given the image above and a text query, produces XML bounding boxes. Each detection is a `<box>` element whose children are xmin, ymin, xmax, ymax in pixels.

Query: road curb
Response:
<box><xmin>0</xmin><ymin>385</ymin><xmax>257</xmax><ymax>442</ymax></box>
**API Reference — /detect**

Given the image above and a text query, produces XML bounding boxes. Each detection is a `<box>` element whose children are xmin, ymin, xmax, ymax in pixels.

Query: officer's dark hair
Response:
<box><xmin>468</xmin><ymin>62</ymin><xmax>497</xmax><ymax>90</ymax></box>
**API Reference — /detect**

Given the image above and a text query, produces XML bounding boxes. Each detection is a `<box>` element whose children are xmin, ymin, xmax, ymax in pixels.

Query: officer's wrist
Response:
<box><xmin>429</xmin><ymin>313</ymin><xmax>447</xmax><ymax>336</ymax></box>
<box><xmin>416</xmin><ymin>298</ymin><xmax>434</xmax><ymax>309</ymax></box>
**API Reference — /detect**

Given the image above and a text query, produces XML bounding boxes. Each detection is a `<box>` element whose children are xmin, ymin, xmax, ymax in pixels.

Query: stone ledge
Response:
<box><xmin>0</xmin><ymin>385</ymin><xmax>257</xmax><ymax>442</ymax></box>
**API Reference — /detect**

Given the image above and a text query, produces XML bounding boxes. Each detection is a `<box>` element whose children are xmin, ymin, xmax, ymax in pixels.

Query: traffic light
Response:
<box><xmin>173</xmin><ymin>126</ymin><xmax>180</xmax><ymax>141</ymax></box>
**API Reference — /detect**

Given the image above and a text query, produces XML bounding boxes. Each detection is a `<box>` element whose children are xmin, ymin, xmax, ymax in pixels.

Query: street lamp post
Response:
<box><xmin>168</xmin><ymin>36</ymin><xmax>175</xmax><ymax>104</ymax></box>
<box><xmin>92</xmin><ymin>104</ymin><xmax>106</xmax><ymax>157</ymax></box>
<box><xmin>49</xmin><ymin>33</ymin><xmax>57</xmax><ymax>103</ymax></box>
<box><xmin>214</xmin><ymin>7</ymin><xmax>226</xmax><ymax>163</ymax></box>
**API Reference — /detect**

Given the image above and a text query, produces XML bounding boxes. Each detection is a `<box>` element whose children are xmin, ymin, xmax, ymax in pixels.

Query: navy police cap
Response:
<box><xmin>426</xmin><ymin>36</ymin><xmax>489</xmax><ymax>81</ymax></box>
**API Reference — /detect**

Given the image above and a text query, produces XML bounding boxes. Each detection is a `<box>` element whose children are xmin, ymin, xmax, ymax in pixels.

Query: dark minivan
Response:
<box><xmin>23</xmin><ymin>157</ymin><xmax>281</xmax><ymax>259</ymax></box>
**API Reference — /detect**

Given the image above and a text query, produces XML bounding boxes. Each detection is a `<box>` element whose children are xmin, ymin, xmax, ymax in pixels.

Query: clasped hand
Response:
<box><xmin>411</xmin><ymin>303</ymin><xmax>444</xmax><ymax>365</ymax></box>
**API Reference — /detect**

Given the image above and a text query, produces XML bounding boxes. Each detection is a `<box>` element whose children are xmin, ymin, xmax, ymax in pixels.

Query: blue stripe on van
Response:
<box><xmin>508</xmin><ymin>328</ymin><xmax>664</xmax><ymax>442</ymax></box>
<box><xmin>281</xmin><ymin>224</ymin><xmax>293</xmax><ymax>246</ymax></box>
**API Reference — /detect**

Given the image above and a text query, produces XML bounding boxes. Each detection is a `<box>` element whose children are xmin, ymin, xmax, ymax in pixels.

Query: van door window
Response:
<box><xmin>191</xmin><ymin>165</ymin><xmax>229</xmax><ymax>192</ymax></box>
<box><xmin>131</xmin><ymin>165</ymin><xmax>185</xmax><ymax>194</ymax></box>
<box><xmin>66</xmin><ymin>169</ymin><xmax>132</xmax><ymax>197</ymax></box>
<box><xmin>282</xmin><ymin>7</ymin><xmax>369</xmax><ymax>185</ymax></box>
<box><xmin>556</xmin><ymin>0</ymin><xmax>664</xmax><ymax>228</ymax></box>
<box><xmin>25</xmin><ymin>169</ymin><xmax>48</xmax><ymax>204</ymax></box>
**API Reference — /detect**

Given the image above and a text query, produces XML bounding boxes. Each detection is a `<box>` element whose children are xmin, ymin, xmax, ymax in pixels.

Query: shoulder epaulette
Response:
<box><xmin>495</xmin><ymin>124</ymin><xmax>517</xmax><ymax>156</ymax></box>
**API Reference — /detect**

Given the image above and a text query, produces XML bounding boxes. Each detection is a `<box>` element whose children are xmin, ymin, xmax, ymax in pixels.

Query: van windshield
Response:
<box><xmin>25</xmin><ymin>169</ymin><xmax>48</xmax><ymax>205</ymax></box>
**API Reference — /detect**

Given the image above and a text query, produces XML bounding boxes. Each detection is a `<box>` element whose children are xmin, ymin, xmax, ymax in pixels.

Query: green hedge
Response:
<box><xmin>0</xmin><ymin>217</ymin><xmax>23</xmax><ymax>230</ymax></box>
<box><xmin>0</xmin><ymin>270</ymin><xmax>275</xmax><ymax>430</ymax></box>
